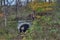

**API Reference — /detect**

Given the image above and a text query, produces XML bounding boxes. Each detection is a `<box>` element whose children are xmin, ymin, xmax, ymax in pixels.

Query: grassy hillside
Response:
<box><xmin>22</xmin><ymin>11</ymin><xmax>60</xmax><ymax>40</ymax></box>
<box><xmin>0</xmin><ymin>4</ymin><xmax>60</xmax><ymax>40</ymax></box>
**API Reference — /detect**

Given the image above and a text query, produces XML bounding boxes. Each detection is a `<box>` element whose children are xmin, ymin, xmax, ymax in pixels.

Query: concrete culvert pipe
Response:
<box><xmin>20</xmin><ymin>24</ymin><xmax>29</xmax><ymax>32</ymax></box>
<box><xmin>18</xmin><ymin>23</ymin><xmax>31</xmax><ymax>33</ymax></box>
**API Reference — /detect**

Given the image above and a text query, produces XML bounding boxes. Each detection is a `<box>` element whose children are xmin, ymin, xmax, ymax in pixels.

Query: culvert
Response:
<box><xmin>17</xmin><ymin>21</ymin><xmax>31</xmax><ymax>32</ymax></box>
<box><xmin>19</xmin><ymin>24</ymin><xmax>29</xmax><ymax>32</ymax></box>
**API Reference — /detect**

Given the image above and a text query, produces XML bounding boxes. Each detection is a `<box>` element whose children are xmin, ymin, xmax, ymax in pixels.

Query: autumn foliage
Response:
<box><xmin>28</xmin><ymin>1</ymin><xmax>55</xmax><ymax>19</ymax></box>
<box><xmin>28</xmin><ymin>2</ymin><xmax>55</xmax><ymax>12</ymax></box>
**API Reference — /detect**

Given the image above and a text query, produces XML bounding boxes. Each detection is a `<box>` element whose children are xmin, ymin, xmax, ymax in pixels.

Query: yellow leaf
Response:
<box><xmin>36</xmin><ymin>16</ymin><xmax>41</xmax><ymax>19</ymax></box>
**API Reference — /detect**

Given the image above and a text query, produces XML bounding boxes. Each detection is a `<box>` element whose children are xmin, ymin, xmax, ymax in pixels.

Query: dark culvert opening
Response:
<box><xmin>19</xmin><ymin>24</ymin><xmax>29</xmax><ymax>32</ymax></box>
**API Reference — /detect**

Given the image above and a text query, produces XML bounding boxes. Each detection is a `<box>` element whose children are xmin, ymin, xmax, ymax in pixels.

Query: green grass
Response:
<box><xmin>22</xmin><ymin>11</ymin><xmax>60</xmax><ymax>40</ymax></box>
<box><xmin>0</xmin><ymin>7</ymin><xmax>32</xmax><ymax>40</ymax></box>
<box><xmin>0</xmin><ymin>21</ymin><xmax>18</xmax><ymax>40</ymax></box>
<box><xmin>0</xmin><ymin>6</ymin><xmax>60</xmax><ymax>40</ymax></box>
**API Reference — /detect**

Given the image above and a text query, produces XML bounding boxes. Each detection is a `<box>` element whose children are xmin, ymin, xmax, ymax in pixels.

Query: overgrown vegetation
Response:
<box><xmin>0</xmin><ymin>21</ymin><xmax>18</xmax><ymax>40</ymax></box>
<box><xmin>0</xmin><ymin>0</ymin><xmax>60</xmax><ymax>40</ymax></box>
<box><xmin>22</xmin><ymin>1</ymin><xmax>60</xmax><ymax>40</ymax></box>
<box><xmin>22</xmin><ymin>15</ymin><xmax>60</xmax><ymax>40</ymax></box>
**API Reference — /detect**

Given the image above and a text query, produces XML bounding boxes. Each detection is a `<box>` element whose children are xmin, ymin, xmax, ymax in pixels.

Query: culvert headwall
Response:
<box><xmin>17</xmin><ymin>21</ymin><xmax>31</xmax><ymax>32</ymax></box>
